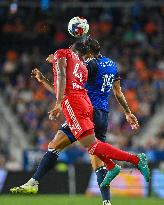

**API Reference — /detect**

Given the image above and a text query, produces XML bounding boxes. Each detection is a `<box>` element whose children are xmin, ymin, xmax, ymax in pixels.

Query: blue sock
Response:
<box><xmin>32</xmin><ymin>148</ymin><xmax>59</xmax><ymax>181</ymax></box>
<box><xmin>95</xmin><ymin>166</ymin><xmax>110</xmax><ymax>202</ymax></box>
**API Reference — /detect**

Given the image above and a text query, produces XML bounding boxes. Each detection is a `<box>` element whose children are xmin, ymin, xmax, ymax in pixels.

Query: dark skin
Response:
<box><xmin>31</xmin><ymin>52</ymin><xmax>139</xmax><ymax>169</ymax></box>
<box><xmin>113</xmin><ymin>80</ymin><xmax>139</xmax><ymax>130</ymax></box>
<box><xmin>31</xmin><ymin>66</ymin><xmax>103</xmax><ymax>169</ymax></box>
<box><xmin>31</xmin><ymin>69</ymin><xmax>139</xmax><ymax>130</ymax></box>
<box><xmin>47</xmin><ymin>50</ymin><xmax>96</xmax><ymax>149</ymax></box>
<box><xmin>85</xmin><ymin>52</ymin><xmax>139</xmax><ymax>130</ymax></box>
<box><xmin>32</xmin><ymin>52</ymin><xmax>139</xmax><ymax>129</ymax></box>
<box><xmin>48</xmin><ymin>57</ymin><xmax>66</xmax><ymax>120</ymax></box>
<box><xmin>31</xmin><ymin>68</ymin><xmax>54</xmax><ymax>93</ymax></box>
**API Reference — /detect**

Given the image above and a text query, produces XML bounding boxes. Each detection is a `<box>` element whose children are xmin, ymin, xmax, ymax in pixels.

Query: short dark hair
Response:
<box><xmin>84</xmin><ymin>37</ymin><xmax>101</xmax><ymax>55</ymax></box>
<box><xmin>72</xmin><ymin>41</ymin><xmax>88</xmax><ymax>56</ymax></box>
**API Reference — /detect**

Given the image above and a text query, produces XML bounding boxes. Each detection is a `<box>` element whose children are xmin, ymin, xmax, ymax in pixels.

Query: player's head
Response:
<box><xmin>84</xmin><ymin>37</ymin><xmax>101</xmax><ymax>57</ymax></box>
<box><xmin>71</xmin><ymin>41</ymin><xmax>88</xmax><ymax>57</ymax></box>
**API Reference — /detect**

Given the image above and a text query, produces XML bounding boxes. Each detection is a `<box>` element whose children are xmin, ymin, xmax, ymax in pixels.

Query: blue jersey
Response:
<box><xmin>85</xmin><ymin>55</ymin><xmax>120</xmax><ymax>112</ymax></box>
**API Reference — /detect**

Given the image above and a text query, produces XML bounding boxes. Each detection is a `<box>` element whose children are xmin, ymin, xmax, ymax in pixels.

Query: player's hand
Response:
<box><xmin>125</xmin><ymin>113</ymin><xmax>139</xmax><ymax>130</ymax></box>
<box><xmin>48</xmin><ymin>101</ymin><xmax>62</xmax><ymax>120</ymax></box>
<box><xmin>31</xmin><ymin>68</ymin><xmax>45</xmax><ymax>83</ymax></box>
<box><xmin>46</xmin><ymin>54</ymin><xmax>54</xmax><ymax>63</ymax></box>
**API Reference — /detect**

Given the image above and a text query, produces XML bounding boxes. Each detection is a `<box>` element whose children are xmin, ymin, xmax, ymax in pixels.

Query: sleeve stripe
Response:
<box><xmin>114</xmin><ymin>77</ymin><xmax>121</xmax><ymax>81</ymax></box>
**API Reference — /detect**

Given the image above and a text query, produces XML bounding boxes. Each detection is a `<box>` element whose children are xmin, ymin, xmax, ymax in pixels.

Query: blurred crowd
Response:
<box><xmin>0</xmin><ymin>2</ymin><xmax>164</xmax><ymax>166</ymax></box>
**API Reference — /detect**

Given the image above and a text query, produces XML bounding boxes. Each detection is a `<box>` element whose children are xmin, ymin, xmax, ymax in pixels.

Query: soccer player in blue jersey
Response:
<box><xmin>11</xmin><ymin>38</ymin><xmax>149</xmax><ymax>205</ymax></box>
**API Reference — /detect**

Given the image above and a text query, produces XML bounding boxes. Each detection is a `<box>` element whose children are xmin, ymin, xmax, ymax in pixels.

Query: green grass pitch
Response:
<box><xmin>0</xmin><ymin>195</ymin><xmax>163</xmax><ymax>205</ymax></box>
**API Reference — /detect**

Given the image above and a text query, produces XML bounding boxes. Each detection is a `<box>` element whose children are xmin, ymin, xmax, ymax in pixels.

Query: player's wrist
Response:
<box><xmin>125</xmin><ymin>111</ymin><xmax>131</xmax><ymax>116</ymax></box>
<box><xmin>56</xmin><ymin>99</ymin><xmax>62</xmax><ymax>105</ymax></box>
<box><xmin>40</xmin><ymin>76</ymin><xmax>47</xmax><ymax>83</ymax></box>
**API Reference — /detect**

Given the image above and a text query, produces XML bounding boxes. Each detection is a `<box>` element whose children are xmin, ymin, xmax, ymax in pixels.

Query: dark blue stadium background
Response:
<box><xmin>0</xmin><ymin>0</ymin><xmax>163</xmax><ymax>197</ymax></box>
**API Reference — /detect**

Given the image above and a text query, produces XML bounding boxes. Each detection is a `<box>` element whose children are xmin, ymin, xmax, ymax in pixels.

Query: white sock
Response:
<box><xmin>103</xmin><ymin>200</ymin><xmax>111</xmax><ymax>205</ymax></box>
<box><xmin>26</xmin><ymin>178</ymin><xmax>39</xmax><ymax>186</ymax></box>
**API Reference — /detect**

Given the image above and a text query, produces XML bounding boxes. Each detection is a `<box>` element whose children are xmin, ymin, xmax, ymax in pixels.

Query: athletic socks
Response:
<box><xmin>95</xmin><ymin>166</ymin><xmax>110</xmax><ymax>202</ymax></box>
<box><xmin>21</xmin><ymin>178</ymin><xmax>39</xmax><ymax>187</ymax></box>
<box><xmin>88</xmin><ymin>141</ymin><xmax>139</xmax><ymax>167</ymax></box>
<box><xmin>32</xmin><ymin>148</ymin><xmax>59</xmax><ymax>181</ymax></box>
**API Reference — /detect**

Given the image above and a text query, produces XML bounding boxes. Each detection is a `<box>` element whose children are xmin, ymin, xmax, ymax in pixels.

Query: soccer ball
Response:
<box><xmin>68</xmin><ymin>16</ymin><xmax>89</xmax><ymax>38</ymax></box>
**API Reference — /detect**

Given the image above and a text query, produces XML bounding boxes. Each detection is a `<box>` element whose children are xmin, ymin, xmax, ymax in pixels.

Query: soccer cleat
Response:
<box><xmin>103</xmin><ymin>200</ymin><xmax>111</xmax><ymax>205</ymax></box>
<box><xmin>100</xmin><ymin>165</ymin><xmax>121</xmax><ymax>188</ymax></box>
<box><xmin>10</xmin><ymin>179</ymin><xmax>38</xmax><ymax>194</ymax></box>
<box><xmin>137</xmin><ymin>153</ymin><xmax>150</xmax><ymax>182</ymax></box>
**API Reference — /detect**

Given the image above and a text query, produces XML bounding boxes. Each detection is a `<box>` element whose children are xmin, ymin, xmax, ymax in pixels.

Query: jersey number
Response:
<box><xmin>101</xmin><ymin>74</ymin><xmax>114</xmax><ymax>92</ymax></box>
<box><xmin>73</xmin><ymin>63</ymin><xmax>83</xmax><ymax>82</ymax></box>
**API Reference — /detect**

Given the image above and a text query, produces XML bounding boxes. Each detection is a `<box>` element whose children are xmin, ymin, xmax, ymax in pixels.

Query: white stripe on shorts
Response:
<box><xmin>64</xmin><ymin>99</ymin><xmax>82</xmax><ymax>132</ymax></box>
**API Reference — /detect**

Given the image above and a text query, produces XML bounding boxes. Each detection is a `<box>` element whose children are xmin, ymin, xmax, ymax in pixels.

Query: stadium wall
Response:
<box><xmin>1</xmin><ymin>164</ymin><xmax>92</xmax><ymax>194</ymax></box>
<box><xmin>1</xmin><ymin>165</ymin><xmax>164</xmax><ymax>198</ymax></box>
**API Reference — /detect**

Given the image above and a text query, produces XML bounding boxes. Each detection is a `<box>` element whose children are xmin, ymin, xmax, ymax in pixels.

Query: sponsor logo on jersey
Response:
<box><xmin>72</xmin><ymin>82</ymin><xmax>83</xmax><ymax>89</ymax></box>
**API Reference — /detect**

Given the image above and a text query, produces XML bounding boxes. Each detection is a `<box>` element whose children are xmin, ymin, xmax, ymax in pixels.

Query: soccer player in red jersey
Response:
<box><xmin>48</xmin><ymin>42</ymin><xmax>150</xmax><ymax>186</ymax></box>
<box><xmin>10</xmin><ymin>41</ymin><xmax>150</xmax><ymax>201</ymax></box>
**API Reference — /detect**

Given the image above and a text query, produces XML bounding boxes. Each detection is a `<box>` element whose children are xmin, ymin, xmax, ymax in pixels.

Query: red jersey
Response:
<box><xmin>52</xmin><ymin>48</ymin><xmax>94</xmax><ymax>139</ymax></box>
<box><xmin>52</xmin><ymin>48</ymin><xmax>88</xmax><ymax>96</ymax></box>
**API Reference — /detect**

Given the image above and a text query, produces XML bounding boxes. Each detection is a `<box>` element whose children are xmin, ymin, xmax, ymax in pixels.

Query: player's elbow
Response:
<box><xmin>50</xmin><ymin>88</ymin><xmax>54</xmax><ymax>94</ymax></box>
<box><xmin>113</xmin><ymin>87</ymin><xmax>121</xmax><ymax>96</ymax></box>
<box><xmin>115</xmin><ymin>90</ymin><xmax>123</xmax><ymax>98</ymax></box>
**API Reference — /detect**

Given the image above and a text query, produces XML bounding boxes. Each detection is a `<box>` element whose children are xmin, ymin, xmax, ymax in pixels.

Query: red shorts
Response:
<box><xmin>61</xmin><ymin>93</ymin><xmax>94</xmax><ymax>140</ymax></box>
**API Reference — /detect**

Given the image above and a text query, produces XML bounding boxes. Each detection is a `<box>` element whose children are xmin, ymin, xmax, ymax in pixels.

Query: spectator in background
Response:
<box><xmin>0</xmin><ymin>4</ymin><xmax>163</xmax><ymax>165</ymax></box>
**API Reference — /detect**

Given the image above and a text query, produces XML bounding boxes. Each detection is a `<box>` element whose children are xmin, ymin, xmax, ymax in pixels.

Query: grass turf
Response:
<box><xmin>0</xmin><ymin>195</ymin><xmax>163</xmax><ymax>205</ymax></box>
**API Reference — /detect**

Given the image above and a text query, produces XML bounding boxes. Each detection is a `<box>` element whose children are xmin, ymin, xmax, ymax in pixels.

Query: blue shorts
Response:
<box><xmin>59</xmin><ymin>109</ymin><xmax>108</xmax><ymax>143</ymax></box>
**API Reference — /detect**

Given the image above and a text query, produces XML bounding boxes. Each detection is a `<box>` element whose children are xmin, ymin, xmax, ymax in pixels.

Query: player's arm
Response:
<box><xmin>41</xmin><ymin>78</ymin><xmax>54</xmax><ymax>94</ymax></box>
<box><xmin>31</xmin><ymin>68</ymin><xmax>54</xmax><ymax>94</ymax></box>
<box><xmin>112</xmin><ymin>80</ymin><xmax>139</xmax><ymax>130</ymax></box>
<box><xmin>113</xmin><ymin>80</ymin><xmax>131</xmax><ymax>114</ymax></box>
<box><xmin>56</xmin><ymin>57</ymin><xmax>67</xmax><ymax>102</ymax></box>
<box><xmin>48</xmin><ymin>57</ymin><xmax>67</xmax><ymax>120</ymax></box>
